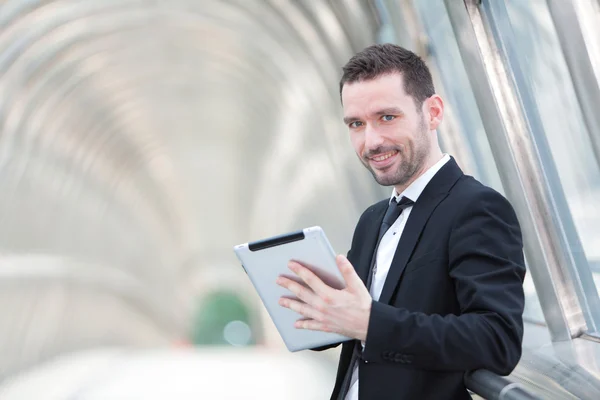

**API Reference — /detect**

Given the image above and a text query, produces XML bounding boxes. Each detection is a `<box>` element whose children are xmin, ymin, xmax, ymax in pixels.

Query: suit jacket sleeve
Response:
<box><xmin>362</xmin><ymin>189</ymin><xmax>526</xmax><ymax>375</ymax></box>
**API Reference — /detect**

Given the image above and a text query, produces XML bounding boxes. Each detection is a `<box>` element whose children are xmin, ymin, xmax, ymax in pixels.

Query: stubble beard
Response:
<box><xmin>363</xmin><ymin>119</ymin><xmax>430</xmax><ymax>187</ymax></box>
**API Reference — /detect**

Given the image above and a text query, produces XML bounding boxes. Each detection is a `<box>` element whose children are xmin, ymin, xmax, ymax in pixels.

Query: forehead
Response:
<box><xmin>341</xmin><ymin>73</ymin><xmax>413</xmax><ymax>116</ymax></box>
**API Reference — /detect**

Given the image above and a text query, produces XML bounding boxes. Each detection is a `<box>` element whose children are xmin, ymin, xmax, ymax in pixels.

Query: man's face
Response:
<box><xmin>342</xmin><ymin>73</ymin><xmax>432</xmax><ymax>187</ymax></box>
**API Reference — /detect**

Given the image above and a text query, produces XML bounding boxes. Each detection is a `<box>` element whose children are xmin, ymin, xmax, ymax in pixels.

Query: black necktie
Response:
<box><xmin>338</xmin><ymin>196</ymin><xmax>414</xmax><ymax>400</ymax></box>
<box><xmin>378</xmin><ymin>196</ymin><xmax>414</xmax><ymax>242</ymax></box>
<box><xmin>366</xmin><ymin>196</ymin><xmax>414</xmax><ymax>290</ymax></box>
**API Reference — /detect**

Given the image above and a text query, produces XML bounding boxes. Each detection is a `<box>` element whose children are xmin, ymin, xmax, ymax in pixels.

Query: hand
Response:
<box><xmin>276</xmin><ymin>254</ymin><xmax>372</xmax><ymax>341</ymax></box>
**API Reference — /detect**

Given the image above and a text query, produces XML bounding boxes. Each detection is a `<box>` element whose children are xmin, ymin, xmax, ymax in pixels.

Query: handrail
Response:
<box><xmin>466</xmin><ymin>370</ymin><xmax>541</xmax><ymax>400</ymax></box>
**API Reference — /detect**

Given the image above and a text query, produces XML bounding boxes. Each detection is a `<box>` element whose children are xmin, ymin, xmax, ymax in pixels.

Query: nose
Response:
<box><xmin>364</xmin><ymin>123</ymin><xmax>384</xmax><ymax>152</ymax></box>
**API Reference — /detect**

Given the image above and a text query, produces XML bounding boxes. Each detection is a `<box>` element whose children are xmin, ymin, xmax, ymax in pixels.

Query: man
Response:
<box><xmin>276</xmin><ymin>43</ymin><xmax>525</xmax><ymax>400</ymax></box>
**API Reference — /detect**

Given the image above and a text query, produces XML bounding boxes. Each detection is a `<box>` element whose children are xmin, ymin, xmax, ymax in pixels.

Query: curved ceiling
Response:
<box><xmin>0</xmin><ymin>0</ymin><xmax>387</xmax><ymax>376</ymax></box>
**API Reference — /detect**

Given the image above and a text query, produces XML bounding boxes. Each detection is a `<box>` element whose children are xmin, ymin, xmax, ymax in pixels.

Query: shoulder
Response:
<box><xmin>357</xmin><ymin>198</ymin><xmax>388</xmax><ymax>223</ymax></box>
<box><xmin>452</xmin><ymin>175</ymin><xmax>511</xmax><ymax>205</ymax></box>
<box><xmin>347</xmin><ymin>198</ymin><xmax>387</xmax><ymax>244</ymax></box>
<box><xmin>450</xmin><ymin>174</ymin><xmax>520</xmax><ymax>227</ymax></box>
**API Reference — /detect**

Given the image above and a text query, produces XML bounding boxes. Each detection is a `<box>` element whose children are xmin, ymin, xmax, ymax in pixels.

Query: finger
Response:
<box><xmin>288</xmin><ymin>260</ymin><xmax>334</xmax><ymax>299</ymax></box>
<box><xmin>294</xmin><ymin>318</ymin><xmax>336</xmax><ymax>333</ymax></box>
<box><xmin>276</xmin><ymin>276</ymin><xmax>322</xmax><ymax>307</ymax></box>
<box><xmin>278</xmin><ymin>298</ymin><xmax>324</xmax><ymax>322</ymax></box>
<box><xmin>336</xmin><ymin>254</ymin><xmax>363</xmax><ymax>292</ymax></box>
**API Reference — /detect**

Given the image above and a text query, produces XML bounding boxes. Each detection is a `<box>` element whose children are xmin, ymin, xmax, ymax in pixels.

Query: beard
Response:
<box><xmin>361</xmin><ymin>117</ymin><xmax>430</xmax><ymax>187</ymax></box>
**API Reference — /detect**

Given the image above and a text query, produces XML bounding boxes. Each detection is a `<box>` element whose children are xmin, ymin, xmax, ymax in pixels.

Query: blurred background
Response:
<box><xmin>0</xmin><ymin>0</ymin><xmax>600</xmax><ymax>399</ymax></box>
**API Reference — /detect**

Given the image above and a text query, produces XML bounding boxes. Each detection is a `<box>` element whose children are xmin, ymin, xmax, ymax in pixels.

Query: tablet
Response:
<box><xmin>233</xmin><ymin>226</ymin><xmax>351</xmax><ymax>351</ymax></box>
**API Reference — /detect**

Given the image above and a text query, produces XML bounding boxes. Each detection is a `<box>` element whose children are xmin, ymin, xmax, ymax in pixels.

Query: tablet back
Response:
<box><xmin>233</xmin><ymin>226</ymin><xmax>351</xmax><ymax>351</ymax></box>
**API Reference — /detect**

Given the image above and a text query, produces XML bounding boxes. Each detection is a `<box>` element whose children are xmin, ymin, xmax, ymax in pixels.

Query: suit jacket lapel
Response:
<box><xmin>377</xmin><ymin>192</ymin><xmax>448</xmax><ymax>304</ymax></box>
<box><xmin>377</xmin><ymin>157</ymin><xmax>463</xmax><ymax>305</ymax></box>
<box><xmin>356</xmin><ymin>202</ymin><xmax>388</xmax><ymax>285</ymax></box>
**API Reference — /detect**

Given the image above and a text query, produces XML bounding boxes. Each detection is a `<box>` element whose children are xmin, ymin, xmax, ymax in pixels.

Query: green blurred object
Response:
<box><xmin>191</xmin><ymin>290</ymin><xmax>258</xmax><ymax>346</ymax></box>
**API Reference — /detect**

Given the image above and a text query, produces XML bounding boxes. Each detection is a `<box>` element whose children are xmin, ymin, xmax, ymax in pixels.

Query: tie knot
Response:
<box><xmin>379</xmin><ymin>196</ymin><xmax>414</xmax><ymax>241</ymax></box>
<box><xmin>393</xmin><ymin>196</ymin><xmax>414</xmax><ymax>209</ymax></box>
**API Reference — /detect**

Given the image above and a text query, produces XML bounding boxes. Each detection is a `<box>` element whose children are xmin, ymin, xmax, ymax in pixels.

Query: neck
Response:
<box><xmin>393</xmin><ymin>149</ymin><xmax>444</xmax><ymax>195</ymax></box>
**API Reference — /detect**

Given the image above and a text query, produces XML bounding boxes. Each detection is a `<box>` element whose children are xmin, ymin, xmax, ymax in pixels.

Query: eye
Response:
<box><xmin>382</xmin><ymin>115</ymin><xmax>395</xmax><ymax>122</ymax></box>
<box><xmin>349</xmin><ymin>121</ymin><xmax>363</xmax><ymax>128</ymax></box>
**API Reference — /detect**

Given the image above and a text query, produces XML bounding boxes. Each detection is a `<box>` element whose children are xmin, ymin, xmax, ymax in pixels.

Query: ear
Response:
<box><xmin>424</xmin><ymin>94</ymin><xmax>444</xmax><ymax>131</ymax></box>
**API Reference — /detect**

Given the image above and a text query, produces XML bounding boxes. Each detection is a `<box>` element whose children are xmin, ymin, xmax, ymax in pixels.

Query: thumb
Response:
<box><xmin>336</xmin><ymin>254</ymin><xmax>361</xmax><ymax>292</ymax></box>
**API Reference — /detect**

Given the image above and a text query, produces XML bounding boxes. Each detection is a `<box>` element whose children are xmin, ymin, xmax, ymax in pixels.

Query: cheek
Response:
<box><xmin>391</xmin><ymin>119</ymin><xmax>423</xmax><ymax>140</ymax></box>
<box><xmin>350</xmin><ymin>132</ymin><xmax>364</xmax><ymax>153</ymax></box>
<box><xmin>382</xmin><ymin>124</ymin><xmax>399</xmax><ymax>136</ymax></box>
<box><xmin>382</xmin><ymin>123</ymin><xmax>410</xmax><ymax>143</ymax></box>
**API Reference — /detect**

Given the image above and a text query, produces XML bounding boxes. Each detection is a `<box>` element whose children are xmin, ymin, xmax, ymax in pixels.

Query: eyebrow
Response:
<box><xmin>374</xmin><ymin>107</ymin><xmax>405</xmax><ymax>117</ymax></box>
<box><xmin>343</xmin><ymin>115</ymin><xmax>358</xmax><ymax>125</ymax></box>
<box><xmin>343</xmin><ymin>107</ymin><xmax>405</xmax><ymax>125</ymax></box>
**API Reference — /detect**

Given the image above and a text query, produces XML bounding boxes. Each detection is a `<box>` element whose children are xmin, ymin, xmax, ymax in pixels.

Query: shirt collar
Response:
<box><xmin>391</xmin><ymin>154</ymin><xmax>451</xmax><ymax>203</ymax></box>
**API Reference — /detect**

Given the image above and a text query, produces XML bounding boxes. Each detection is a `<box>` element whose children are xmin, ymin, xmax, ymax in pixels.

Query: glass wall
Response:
<box><xmin>480</xmin><ymin>0</ymin><xmax>600</xmax><ymax>335</ymax></box>
<box><xmin>408</xmin><ymin>1</ymin><xmax>547</xmax><ymax>324</ymax></box>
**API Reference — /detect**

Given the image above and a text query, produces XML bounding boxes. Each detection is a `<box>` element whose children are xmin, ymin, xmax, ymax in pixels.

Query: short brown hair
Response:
<box><xmin>339</xmin><ymin>43</ymin><xmax>435</xmax><ymax>107</ymax></box>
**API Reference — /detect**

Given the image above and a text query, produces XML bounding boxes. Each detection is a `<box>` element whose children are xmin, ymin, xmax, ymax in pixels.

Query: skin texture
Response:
<box><xmin>276</xmin><ymin>72</ymin><xmax>445</xmax><ymax>341</ymax></box>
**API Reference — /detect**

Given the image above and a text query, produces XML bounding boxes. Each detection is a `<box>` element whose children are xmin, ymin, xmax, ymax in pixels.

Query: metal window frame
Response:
<box><xmin>479</xmin><ymin>0</ymin><xmax>600</xmax><ymax>335</ymax></box>
<box><xmin>546</xmin><ymin>0</ymin><xmax>600</xmax><ymax>170</ymax></box>
<box><xmin>444</xmin><ymin>0</ymin><xmax>590</xmax><ymax>341</ymax></box>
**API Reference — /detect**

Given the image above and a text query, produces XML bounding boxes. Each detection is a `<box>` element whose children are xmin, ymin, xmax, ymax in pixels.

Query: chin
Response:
<box><xmin>374</xmin><ymin>167</ymin><xmax>413</xmax><ymax>187</ymax></box>
<box><xmin>373</xmin><ymin>172</ymin><xmax>398</xmax><ymax>187</ymax></box>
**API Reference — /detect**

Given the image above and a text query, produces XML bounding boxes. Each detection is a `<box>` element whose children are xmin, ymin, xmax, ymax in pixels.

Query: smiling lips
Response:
<box><xmin>368</xmin><ymin>150</ymin><xmax>399</xmax><ymax>169</ymax></box>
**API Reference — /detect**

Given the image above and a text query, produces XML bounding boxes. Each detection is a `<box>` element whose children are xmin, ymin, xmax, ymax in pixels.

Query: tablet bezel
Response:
<box><xmin>233</xmin><ymin>226</ymin><xmax>351</xmax><ymax>351</ymax></box>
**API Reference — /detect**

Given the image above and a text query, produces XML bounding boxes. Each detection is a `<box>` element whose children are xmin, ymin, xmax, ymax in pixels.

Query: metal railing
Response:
<box><xmin>466</xmin><ymin>370</ymin><xmax>541</xmax><ymax>400</ymax></box>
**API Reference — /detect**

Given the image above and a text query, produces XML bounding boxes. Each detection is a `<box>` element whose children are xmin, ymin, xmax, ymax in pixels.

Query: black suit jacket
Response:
<box><xmin>326</xmin><ymin>157</ymin><xmax>526</xmax><ymax>400</ymax></box>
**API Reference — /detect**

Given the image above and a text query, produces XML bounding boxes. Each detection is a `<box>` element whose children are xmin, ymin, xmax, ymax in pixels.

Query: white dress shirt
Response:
<box><xmin>345</xmin><ymin>154</ymin><xmax>450</xmax><ymax>400</ymax></box>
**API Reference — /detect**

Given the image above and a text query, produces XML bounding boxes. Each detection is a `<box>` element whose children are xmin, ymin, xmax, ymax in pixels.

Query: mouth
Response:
<box><xmin>368</xmin><ymin>150</ymin><xmax>399</xmax><ymax>169</ymax></box>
